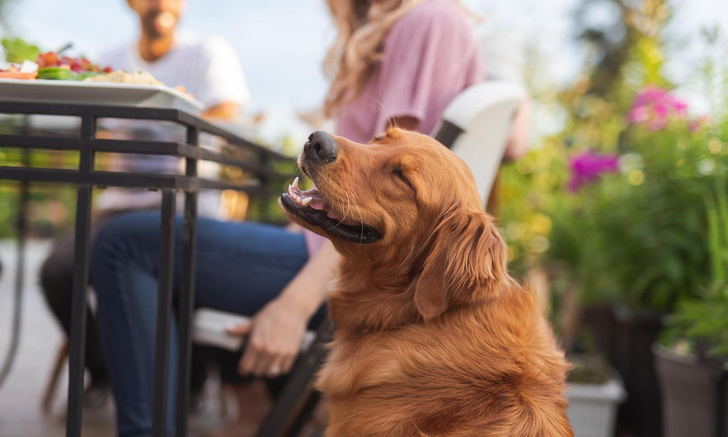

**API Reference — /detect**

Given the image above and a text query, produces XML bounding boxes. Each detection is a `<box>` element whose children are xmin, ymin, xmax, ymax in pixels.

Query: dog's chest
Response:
<box><xmin>316</xmin><ymin>335</ymin><xmax>403</xmax><ymax>399</ymax></box>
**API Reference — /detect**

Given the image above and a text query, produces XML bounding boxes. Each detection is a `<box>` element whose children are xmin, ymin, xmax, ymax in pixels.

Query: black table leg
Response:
<box><xmin>176</xmin><ymin>126</ymin><xmax>199</xmax><ymax>436</ymax></box>
<box><xmin>67</xmin><ymin>114</ymin><xmax>96</xmax><ymax>437</ymax></box>
<box><xmin>0</xmin><ymin>160</ymin><xmax>30</xmax><ymax>390</ymax></box>
<box><xmin>66</xmin><ymin>184</ymin><xmax>93</xmax><ymax>437</ymax></box>
<box><xmin>152</xmin><ymin>189</ymin><xmax>177</xmax><ymax>437</ymax></box>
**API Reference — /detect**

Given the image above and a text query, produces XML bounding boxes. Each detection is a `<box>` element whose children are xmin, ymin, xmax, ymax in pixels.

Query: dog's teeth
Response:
<box><xmin>301</xmin><ymin>197</ymin><xmax>312</xmax><ymax>206</ymax></box>
<box><xmin>292</xmin><ymin>177</ymin><xmax>299</xmax><ymax>189</ymax></box>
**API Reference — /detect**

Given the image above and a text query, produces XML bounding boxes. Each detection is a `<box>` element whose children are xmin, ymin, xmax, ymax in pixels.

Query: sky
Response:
<box><xmin>4</xmin><ymin>0</ymin><xmax>728</xmax><ymax>139</ymax></box>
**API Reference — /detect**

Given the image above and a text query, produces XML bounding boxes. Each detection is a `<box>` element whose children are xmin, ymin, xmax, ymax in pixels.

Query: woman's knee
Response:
<box><xmin>92</xmin><ymin>212</ymin><xmax>162</xmax><ymax>280</ymax></box>
<box><xmin>96</xmin><ymin>211</ymin><xmax>159</xmax><ymax>249</ymax></box>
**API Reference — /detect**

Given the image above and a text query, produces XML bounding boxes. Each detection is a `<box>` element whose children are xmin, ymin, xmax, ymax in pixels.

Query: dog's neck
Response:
<box><xmin>327</xmin><ymin>254</ymin><xmax>421</xmax><ymax>334</ymax></box>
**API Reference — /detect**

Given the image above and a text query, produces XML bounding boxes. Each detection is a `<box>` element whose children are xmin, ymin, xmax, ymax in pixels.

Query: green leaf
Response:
<box><xmin>1</xmin><ymin>38</ymin><xmax>41</xmax><ymax>64</ymax></box>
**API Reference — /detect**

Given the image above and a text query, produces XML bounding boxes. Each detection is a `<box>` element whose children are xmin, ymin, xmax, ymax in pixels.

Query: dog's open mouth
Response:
<box><xmin>280</xmin><ymin>177</ymin><xmax>381</xmax><ymax>244</ymax></box>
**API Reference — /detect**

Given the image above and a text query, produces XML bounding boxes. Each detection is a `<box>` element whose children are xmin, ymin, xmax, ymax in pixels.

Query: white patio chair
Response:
<box><xmin>432</xmin><ymin>81</ymin><xmax>527</xmax><ymax>207</ymax></box>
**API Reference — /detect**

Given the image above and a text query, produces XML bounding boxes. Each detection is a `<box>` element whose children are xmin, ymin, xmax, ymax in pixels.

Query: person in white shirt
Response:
<box><xmin>39</xmin><ymin>0</ymin><xmax>250</xmax><ymax>408</ymax></box>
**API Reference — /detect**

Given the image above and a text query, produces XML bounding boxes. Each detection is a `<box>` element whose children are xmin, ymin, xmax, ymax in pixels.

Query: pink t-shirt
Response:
<box><xmin>304</xmin><ymin>0</ymin><xmax>484</xmax><ymax>255</ymax></box>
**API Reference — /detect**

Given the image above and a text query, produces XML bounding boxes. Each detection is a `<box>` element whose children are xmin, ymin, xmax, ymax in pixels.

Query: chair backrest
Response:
<box><xmin>433</xmin><ymin>81</ymin><xmax>527</xmax><ymax>206</ymax></box>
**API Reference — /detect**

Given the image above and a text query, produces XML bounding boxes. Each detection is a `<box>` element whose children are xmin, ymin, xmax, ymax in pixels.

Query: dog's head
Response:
<box><xmin>281</xmin><ymin>128</ymin><xmax>509</xmax><ymax>321</ymax></box>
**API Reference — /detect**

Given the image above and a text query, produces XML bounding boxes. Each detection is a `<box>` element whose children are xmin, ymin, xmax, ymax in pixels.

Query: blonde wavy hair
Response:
<box><xmin>323</xmin><ymin>0</ymin><xmax>427</xmax><ymax>117</ymax></box>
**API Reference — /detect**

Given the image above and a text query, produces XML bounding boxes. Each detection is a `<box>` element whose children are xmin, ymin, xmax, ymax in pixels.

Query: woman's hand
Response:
<box><xmin>226</xmin><ymin>297</ymin><xmax>308</xmax><ymax>378</ymax></box>
<box><xmin>226</xmin><ymin>240</ymin><xmax>339</xmax><ymax>378</ymax></box>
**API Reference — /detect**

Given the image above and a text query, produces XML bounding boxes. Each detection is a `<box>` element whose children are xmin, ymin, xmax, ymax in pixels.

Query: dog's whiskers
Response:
<box><xmin>324</xmin><ymin>185</ymin><xmax>353</xmax><ymax>232</ymax></box>
<box><xmin>344</xmin><ymin>181</ymin><xmax>366</xmax><ymax>245</ymax></box>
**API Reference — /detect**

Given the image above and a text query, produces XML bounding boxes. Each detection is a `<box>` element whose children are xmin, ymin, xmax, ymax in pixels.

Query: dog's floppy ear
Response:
<box><xmin>413</xmin><ymin>205</ymin><xmax>509</xmax><ymax>320</ymax></box>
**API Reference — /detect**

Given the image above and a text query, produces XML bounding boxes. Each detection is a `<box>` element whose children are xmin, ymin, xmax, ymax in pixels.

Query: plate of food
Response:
<box><xmin>0</xmin><ymin>76</ymin><xmax>204</xmax><ymax>113</ymax></box>
<box><xmin>0</xmin><ymin>40</ymin><xmax>204</xmax><ymax>113</ymax></box>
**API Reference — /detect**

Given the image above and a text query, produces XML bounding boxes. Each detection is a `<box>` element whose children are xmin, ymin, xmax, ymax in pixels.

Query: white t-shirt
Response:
<box><xmin>97</xmin><ymin>33</ymin><xmax>251</xmax><ymax>108</ymax></box>
<box><xmin>95</xmin><ymin>34</ymin><xmax>250</xmax><ymax>217</ymax></box>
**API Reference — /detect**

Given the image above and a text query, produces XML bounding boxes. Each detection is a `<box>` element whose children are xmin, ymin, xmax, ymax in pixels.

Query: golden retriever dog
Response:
<box><xmin>281</xmin><ymin>129</ymin><xmax>573</xmax><ymax>437</ymax></box>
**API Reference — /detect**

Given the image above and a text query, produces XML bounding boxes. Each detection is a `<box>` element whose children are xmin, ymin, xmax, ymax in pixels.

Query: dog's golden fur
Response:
<box><xmin>287</xmin><ymin>129</ymin><xmax>573</xmax><ymax>436</ymax></box>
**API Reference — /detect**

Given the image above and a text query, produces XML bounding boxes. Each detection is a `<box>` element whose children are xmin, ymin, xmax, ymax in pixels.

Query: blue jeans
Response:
<box><xmin>92</xmin><ymin>212</ymin><xmax>310</xmax><ymax>437</ymax></box>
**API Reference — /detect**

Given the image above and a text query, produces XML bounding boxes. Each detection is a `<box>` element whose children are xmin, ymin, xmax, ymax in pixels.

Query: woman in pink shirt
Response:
<box><xmin>91</xmin><ymin>1</ymin><xmax>484</xmax><ymax>435</ymax></box>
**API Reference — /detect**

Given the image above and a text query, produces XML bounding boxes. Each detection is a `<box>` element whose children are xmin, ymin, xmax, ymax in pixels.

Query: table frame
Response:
<box><xmin>0</xmin><ymin>100</ymin><xmax>294</xmax><ymax>437</ymax></box>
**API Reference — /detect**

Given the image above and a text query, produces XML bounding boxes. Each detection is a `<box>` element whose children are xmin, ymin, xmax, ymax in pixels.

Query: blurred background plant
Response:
<box><xmin>498</xmin><ymin>0</ymin><xmax>728</xmax><ymax>316</ymax></box>
<box><xmin>662</xmin><ymin>175</ymin><xmax>728</xmax><ymax>363</ymax></box>
<box><xmin>493</xmin><ymin>5</ymin><xmax>728</xmax><ymax>431</ymax></box>
<box><xmin>499</xmin><ymin>0</ymin><xmax>673</xmax><ymax>277</ymax></box>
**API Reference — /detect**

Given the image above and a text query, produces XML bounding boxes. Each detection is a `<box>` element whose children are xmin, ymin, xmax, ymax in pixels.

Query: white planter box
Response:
<box><xmin>567</xmin><ymin>375</ymin><xmax>626</xmax><ymax>437</ymax></box>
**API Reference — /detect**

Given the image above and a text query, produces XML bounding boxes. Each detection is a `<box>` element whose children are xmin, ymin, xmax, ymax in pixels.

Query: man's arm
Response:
<box><xmin>201</xmin><ymin>101</ymin><xmax>240</xmax><ymax>120</ymax></box>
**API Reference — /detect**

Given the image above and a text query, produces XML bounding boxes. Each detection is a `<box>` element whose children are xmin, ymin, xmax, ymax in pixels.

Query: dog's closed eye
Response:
<box><xmin>393</xmin><ymin>168</ymin><xmax>413</xmax><ymax>189</ymax></box>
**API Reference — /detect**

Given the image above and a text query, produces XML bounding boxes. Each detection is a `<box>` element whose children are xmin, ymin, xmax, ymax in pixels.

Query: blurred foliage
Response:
<box><xmin>552</xmin><ymin>114</ymin><xmax>726</xmax><ymax>312</ymax></box>
<box><xmin>498</xmin><ymin>0</ymin><xmax>728</xmax><ymax>318</ymax></box>
<box><xmin>224</xmin><ymin>132</ymin><xmax>300</xmax><ymax>225</ymax></box>
<box><xmin>666</xmin><ymin>288</ymin><xmax>728</xmax><ymax>363</ymax></box>
<box><xmin>662</xmin><ymin>178</ymin><xmax>728</xmax><ymax>363</ymax></box>
<box><xmin>501</xmin><ymin>0</ymin><xmax>671</xmax><ymax>271</ymax></box>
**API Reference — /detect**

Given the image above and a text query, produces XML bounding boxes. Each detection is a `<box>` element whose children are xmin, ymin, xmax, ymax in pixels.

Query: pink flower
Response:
<box><xmin>568</xmin><ymin>152</ymin><xmax>620</xmax><ymax>192</ymax></box>
<box><xmin>628</xmin><ymin>86</ymin><xmax>690</xmax><ymax>131</ymax></box>
<box><xmin>628</xmin><ymin>106</ymin><xmax>648</xmax><ymax>124</ymax></box>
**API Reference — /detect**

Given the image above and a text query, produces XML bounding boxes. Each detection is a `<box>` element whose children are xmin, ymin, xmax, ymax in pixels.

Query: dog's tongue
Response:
<box><xmin>287</xmin><ymin>181</ymin><xmax>331</xmax><ymax>213</ymax></box>
<box><xmin>326</xmin><ymin>209</ymin><xmax>343</xmax><ymax>220</ymax></box>
<box><xmin>304</xmin><ymin>191</ymin><xmax>341</xmax><ymax>219</ymax></box>
<box><xmin>287</xmin><ymin>179</ymin><xmax>355</xmax><ymax>224</ymax></box>
<box><xmin>307</xmin><ymin>195</ymin><xmax>328</xmax><ymax>211</ymax></box>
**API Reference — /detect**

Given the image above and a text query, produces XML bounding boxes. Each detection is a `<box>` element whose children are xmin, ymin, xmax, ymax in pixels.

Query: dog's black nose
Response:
<box><xmin>304</xmin><ymin>131</ymin><xmax>338</xmax><ymax>163</ymax></box>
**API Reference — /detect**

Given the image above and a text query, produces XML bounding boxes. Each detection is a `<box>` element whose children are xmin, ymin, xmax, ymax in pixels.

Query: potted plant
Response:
<box><xmin>656</xmin><ymin>179</ymin><xmax>728</xmax><ymax>437</ymax></box>
<box><xmin>567</xmin><ymin>355</ymin><xmax>626</xmax><ymax>437</ymax></box>
<box><xmin>655</xmin><ymin>296</ymin><xmax>728</xmax><ymax>437</ymax></box>
<box><xmin>544</xmin><ymin>83</ymin><xmax>720</xmax><ymax>436</ymax></box>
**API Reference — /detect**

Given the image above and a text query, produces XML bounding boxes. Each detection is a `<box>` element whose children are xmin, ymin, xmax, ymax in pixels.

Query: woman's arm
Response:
<box><xmin>227</xmin><ymin>239</ymin><xmax>339</xmax><ymax>377</ymax></box>
<box><xmin>503</xmin><ymin>97</ymin><xmax>532</xmax><ymax>161</ymax></box>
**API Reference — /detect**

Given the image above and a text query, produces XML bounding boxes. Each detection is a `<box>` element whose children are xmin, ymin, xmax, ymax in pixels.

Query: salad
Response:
<box><xmin>0</xmin><ymin>38</ymin><xmax>182</xmax><ymax>93</ymax></box>
<box><xmin>35</xmin><ymin>51</ymin><xmax>113</xmax><ymax>80</ymax></box>
<box><xmin>1</xmin><ymin>38</ymin><xmax>112</xmax><ymax>81</ymax></box>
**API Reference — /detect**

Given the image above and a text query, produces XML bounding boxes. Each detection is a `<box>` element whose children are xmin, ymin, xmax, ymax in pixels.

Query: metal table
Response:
<box><xmin>0</xmin><ymin>100</ymin><xmax>295</xmax><ymax>437</ymax></box>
